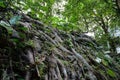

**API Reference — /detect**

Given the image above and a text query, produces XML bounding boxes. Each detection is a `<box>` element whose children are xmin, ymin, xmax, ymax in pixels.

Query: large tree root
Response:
<box><xmin>0</xmin><ymin>12</ymin><xmax>120</xmax><ymax>80</ymax></box>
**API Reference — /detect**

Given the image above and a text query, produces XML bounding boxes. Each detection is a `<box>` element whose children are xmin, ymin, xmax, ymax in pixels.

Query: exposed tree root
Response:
<box><xmin>0</xmin><ymin>12</ymin><xmax>120</xmax><ymax>80</ymax></box>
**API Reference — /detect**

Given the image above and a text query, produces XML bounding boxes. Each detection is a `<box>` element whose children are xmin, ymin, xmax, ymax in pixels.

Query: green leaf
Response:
<box><xmin>24</xmin><ymin>40</ymin><xmax>34</xmax><ymax>47</ymax></box>
<box><xmin>107</xmin><ymin>69</ymin><xmax>116</xmax><ymax>77</ymax></box>
<box><xmin>79</xmin><ymin>3</ymin><xmax>84</xmax><ymax>9</ymax></box>
<box><xmin>0</xmin><ymin>1</ymin><xmax>5</xmax><ymax>8</ymax></box>
<box><xmin>9</xmin><ymin>15</ymin><xmax>21</xmax><ymax>25</ymax></box>
<box><xmin>50</xmin><ymin>0</ymin><xmax>55</xmax><ymax>4</ymax></box>
<box><xmin>19</xmin><ymin>27</ymin><xmax>28</xmax><ymax>31</ymax></box>
<box><xmin>102</xmin><ymin>60</ymin><xmax>108</xmax><ymax>66</ymax></box>
<box><xmin>9</xmin><ymin>38</ymin><xmax>19</xmax><ymax>43</ymax></box>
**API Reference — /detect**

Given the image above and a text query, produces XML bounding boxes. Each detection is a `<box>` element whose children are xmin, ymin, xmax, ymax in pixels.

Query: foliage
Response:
<box><xmin>0</xmin><ymin>0</ymin><xmax>120</xmax><ymax>80</ymax></box>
